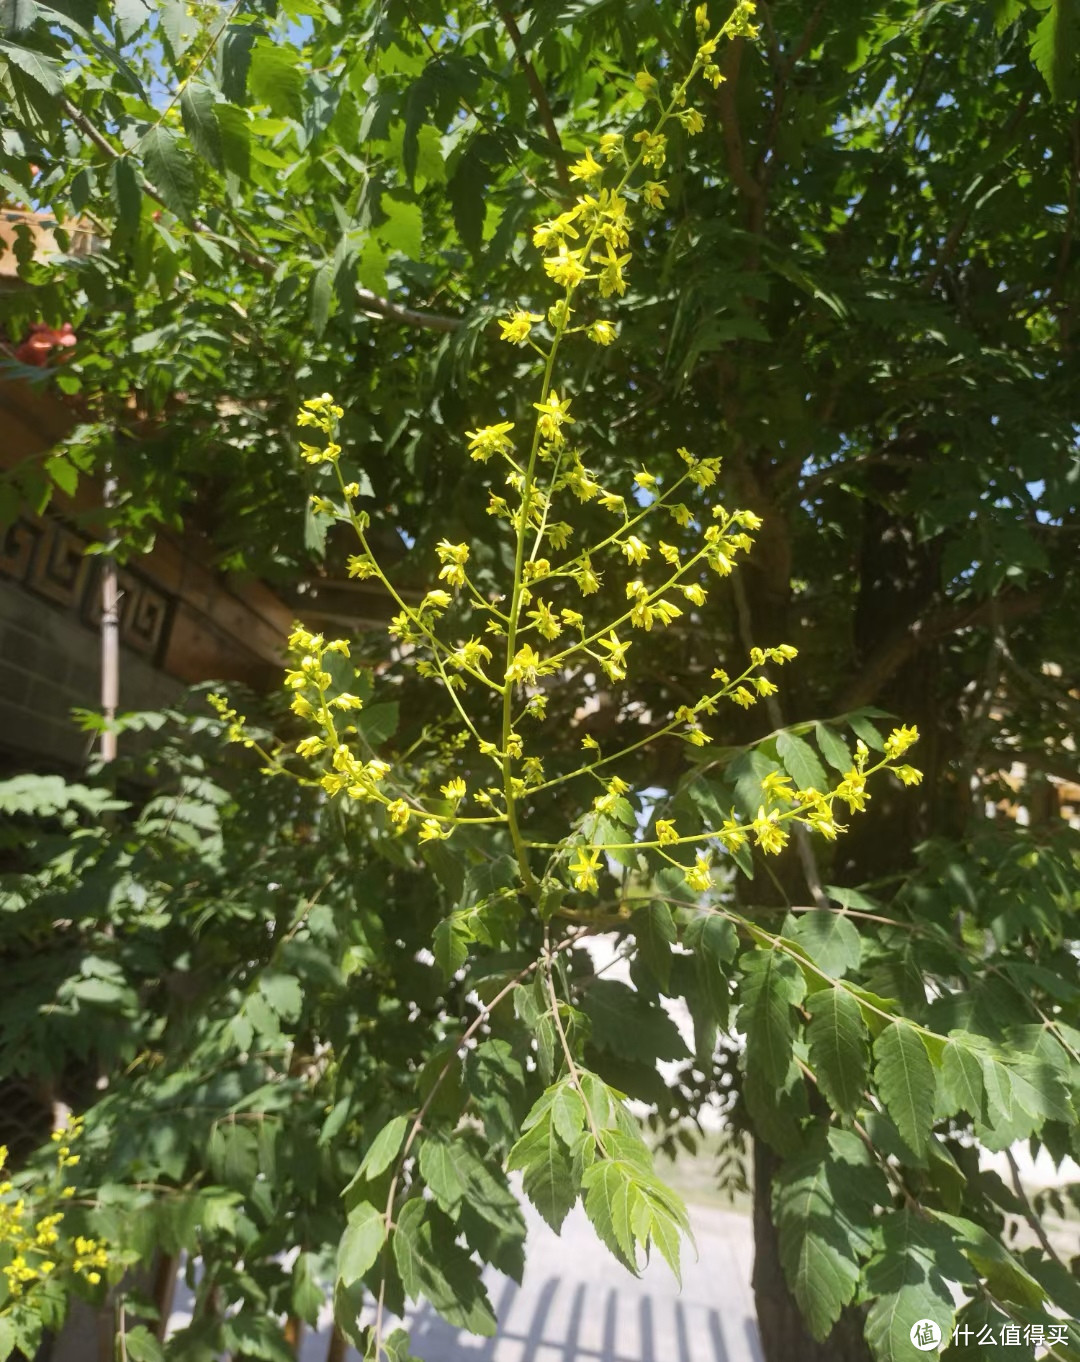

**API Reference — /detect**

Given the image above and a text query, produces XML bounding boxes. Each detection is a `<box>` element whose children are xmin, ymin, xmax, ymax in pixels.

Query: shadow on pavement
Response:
<box><xmin>398</xmin><ymin>1276</ymin><xmax>762</xmax><ymax>1362</ymax></box>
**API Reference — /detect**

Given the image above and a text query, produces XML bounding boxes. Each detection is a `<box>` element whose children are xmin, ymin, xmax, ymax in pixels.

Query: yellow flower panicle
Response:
<box><xmin>276</xmin><ymin>11</ymin><xmax>921</xmax><ymax>916</ymax></box>
<box><xmin>1</xmin><ymin>1118</ymin><xmax>109</xmax><ymax>1312</ymax></box>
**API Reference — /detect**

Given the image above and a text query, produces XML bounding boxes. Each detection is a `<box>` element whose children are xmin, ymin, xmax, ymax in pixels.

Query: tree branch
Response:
<box><xmin>1005</xmin><ymin>1149</ymin><xmax>1070</xmax><ymax>1273</ymax></box>
<box><xmin>495</xmin><ymin>4</ymin><xmax>572</xmax><ymax>200</ymax></box>
<box><xmin>715</xmin><ymin>38</ymin><xmax>763</xmax><ymax>208</ymax></box>
<box><xmin>58</xmin><ymin>98</ymin><xmax>461</xmax><ymax>334</ymax></box>
<box><xmin>754</xmin><ymin>0</ymin><xmax>826</xmax><ymax>188</ymax></box>
<box><xmin>837</xmin><ymin>588</ymin><xmax>1045</xmax><ymax>711</ymax></box>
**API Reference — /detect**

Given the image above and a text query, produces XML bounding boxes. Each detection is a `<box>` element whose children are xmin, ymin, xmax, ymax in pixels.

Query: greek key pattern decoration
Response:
<box><xmin>0</xmin><ymin>514</ymin><xmax>171</xmax><ymax>661</ymax></box>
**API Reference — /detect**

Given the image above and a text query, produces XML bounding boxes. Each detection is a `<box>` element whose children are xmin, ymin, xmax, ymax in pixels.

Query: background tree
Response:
<box><xmin>1</xmin><ymin>2</ymin><xmax>1079</xmax><ymax>1360</ymax></box>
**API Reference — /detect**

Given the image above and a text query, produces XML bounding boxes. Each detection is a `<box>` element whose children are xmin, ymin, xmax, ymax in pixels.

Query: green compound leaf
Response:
<box><xmin>814</xmin><ymin>722</ymin><xmax>853</xmax><ymax>774</ymax></box>
<box><xmin>632</xmin><ymin>900</ymin><xmax>676</xmax><ymax>991</ymax></box>
<box><xmin>806</xmin><ymin>986</ymin><xmax>869</xmax><ymax>1117</ymax></box>
<box><xmin>0</xmin><ymin>40</ymin><xmax>63</xmax><ymax>93</ymax></box>
<box><xmin>358</xmin><ymin>1114</ymin><xmax>409</xmax><ymax>1181</ymax></box>
<box><xmin>873</xmin><ymin>1020</ymin><xmax>938</xmax><ymax>1160</ymax></box>
<box><xmin>180</xmin><ymin>79</ymin><xmax>223</xmax><ymax>169</ymax></box>
<box><xmin>789</xmin><ymin>909</ymin><xmax>862</xmax><ymax>979</ymax></box>
<box><xmin>248</xmin><ymin>36</ymin><xmax>303</xmax><ymax>117</ymax></box>
<box><xmin>506</xmin><ymin>1099</ymin><xmax>577</xmax><ymax>1232</ymax></box>
<box><xmin>392</xmin><ymin>1198</ymin><xmax>496</xmax><ymax>1335</ymax></box>
<box><xmin>777</xmin><ymin>729</ymin><xmax>828</xmax><ymax>792</ymax></box>
<box><xmin>864</xmin><ymin>1209</ymin><xmax>969</xmax><ymax>1362</ymax></box>
<box><xmin>774</xmin><ymin>1129</ymin><xmax>885</xmax><ymax>1340</ymax></box>
<box><xmin>939</xmin><ymin>1036</ymin><xmax>986</xmax><ymax>1121</ymax></box>
<box><xmin>737</xmin><ymin>947</ymin><xmax>806</xmax><ymax>1089</ymax></box>
<box><xmin>338</xmin><ymin>1200</ymin><xmax>385</xmax><ymax>1288</ymax></box>
<box><xmin>141</xmin><ymin>124</ymin><xmax>197</xmax><ymax>220</ymax></box>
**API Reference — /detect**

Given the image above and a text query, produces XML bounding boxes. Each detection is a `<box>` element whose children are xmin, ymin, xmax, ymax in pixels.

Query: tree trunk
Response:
<box><xmin>752</xmin><ymin>1141</ymin><xmax>871</xmax><ymax>1362</ymax></box>
<box><xmin>741</xmin><ymin>458</ymin><xmax>948</xmax><ymax>1362</ymax></box>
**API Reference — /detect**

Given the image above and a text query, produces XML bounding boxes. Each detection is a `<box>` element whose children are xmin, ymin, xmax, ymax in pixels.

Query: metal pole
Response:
<box><xmin>100</xmin><ymin>469</ymin><xmax>119</xmax><ymax>763</ymax></box>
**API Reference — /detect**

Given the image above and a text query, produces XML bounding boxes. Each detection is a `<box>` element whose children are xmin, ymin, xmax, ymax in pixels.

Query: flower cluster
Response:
<box><xmin>1</xmin><ymin>1116</ymin><xmax>109</xmax><ymax>1317</ymax></box>
<box><xmin>275</xmin><ymin>0</ymin><xmax>921</xmax><ymax>925</ymax></box>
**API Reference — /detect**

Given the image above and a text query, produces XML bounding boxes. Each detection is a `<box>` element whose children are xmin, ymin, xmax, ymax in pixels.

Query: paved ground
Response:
<box><xmin>169</xmin><ymin>1200</ymin><xmax>761</xmax><ymax>1362</ymax></box>
<box><xmin>302</xmin><ymin>1200</ymin><xmax>760</xmax><ymax>1362</ymax></box>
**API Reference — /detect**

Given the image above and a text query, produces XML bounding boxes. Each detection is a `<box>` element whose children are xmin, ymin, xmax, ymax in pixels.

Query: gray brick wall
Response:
<box><xmin>0</xmin><ymin>580</ymin><xmax>181</xmax><ymax>771</ymax></box>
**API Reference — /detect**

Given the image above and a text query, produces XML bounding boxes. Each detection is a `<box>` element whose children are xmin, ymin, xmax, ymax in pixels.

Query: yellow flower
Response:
<box><xmin>655</xmin><ymin>818</ymin><xmax>679</xmax><ymax>845</ymax></box>
<box><xmin>533</xmin><ymin>390</ymin><xmax>575</xmax><ymax>442</ymax></box>
<box><xmin>642</xmin><ymin>180</ymin><xmax>669</xmax><ymax>210</ymax></box>
<box><xmin>569</xmin><ymin>846</ymin><xmax>602</xmax><ymax>892</ymax></box>
<box><xmin>652</xmin><ymin>599</ymin><xmax>682</xmax><ymax>626</ymax></box>
<box><xmin>420</xmin><ymin>589</ymin><xmax>452</xmax><ymax>613</ymax></box>
<box><xmin>806</xmin><ymin>809</ymin><xmax>839</xmax><ymax>840</ymax></box>
<box><xmin>894</xmin><ymin>765</ymin><xmax>923</xmax><ymax>786</ymax></box>
<box><xmin>523</xmin><ymin>756</ymin><xmax>545</xmax><ymax>783</ymax></box>
<box><xmin>522</xmin><ymin>555</ymin><xmax>552</xmax><ymax>582</ymax></box>
<box><xmin>634</xmin><ymin>70</ymin><xmax>659</xmax><ymax>97</ymax></box>
<box><xmin>695</xmin><ymin>3</ymin><xmax>709</xmax><ymax>34</ymax></box>
<box><xmin>450</xmin><ymin>637</ymin><xmax>493</xmax><ymax>670</ymax></box>
<box><xmin>465</xmin><ymin>421</ymin><xmax>516</xmax><ymax>462</ymax></box>
<box><xmin>586</xmin><ymin>319</ymin><xmax>617</xmax><ymax>345</ymax></box>
<box><xmin>751</xmin><ymin>806</ymin><xmax>789</xmax><ymax>854</ymax></box>
<box><xmin>885</xmin><ymin>724</ymin><xmax>919</xmax><ymax>760</ymax></box>
<box><xmin>597</xmin><ymin>631</ymin><xmax>631</xmax><ymax>681</ymax></box>
<box><xmin>717</xmin><ymin>817</ymin><xmax>747</xmax><ymax>852</ymax></box>
<box><xmin>730</xmin><ymin>0</ymin><xmax>759</xmax><ymax>39</ymax></box>
<box><xmin>680</xmin><ymin>583</ymin><xmax>706</xmax><ymax>606</ymax></box>
<box><xmin>506</xmin><ymin>644</ymin><xmax>546</xmax><ymax>684</ymax></box>
<box><xmin>684</xmin><ymin>854</ymin><xmax>713</xmax><ymax>893</ymax></box>
<box><xmin>760</xmin><ymin>770</ymin><xmax>795</xmax><ymax>802</ymax></box>
<box><xmin>526</xmin><ymin>599</ymin><xmax>562</xmax><ymax>640</ymax></box>
<box><xmin>679</xmin><ymin>109</ymin><xmax>705</xmax><ymax>135</ymax></box>
<box><xmin>702</xmin><ymin>61</ymin><xmax>726</xmax><ymax>89</ymax></box>
<box><xmin>569</xmin><ymin>148</ymin><xmax>604</xmax><ymax>182</ymax></box>
<box><xmin>835</xmin><ymin>770</ymin><xmax>869</xmax><ymax>813</ymax></box>
<box><xmin>632</xmin><ymin>130</ymin><xmax>667</xmax><ymax>169</ymax></box>
<box><xmin>387</xmin><ymin>799</ymin><xmax>410</xmax><ymax>830</ymax></box>
<box><xmin>543</xmin><ymin>245</ymin><xmax>588</xmax><ymax>289</ymax></box>
<box><xmin>441</xmin><ymin>777</ymin><xmax>467</xmax><ymax>802</ymax></box>
<box><xmin>593</xmin><ymin>240</ymin><xmax>631</xmax><ymax>297</ymax></box>
<box><xmin>499</xmin><ymin>310</ymin><xmax>544</xmax><ymax>345</ymax></box>
<box><xmin>599</xmin><ymin>132</ymin><xmax>623</xmax><ymax>160</ymax></box>
<box><xmin>620</xmin><ymin>535</ymin><xmax>650</xmax><ymax>565</ymax></box>
<box><xmin>436</xmin><ymin>539</ymin><xmax>470</xmax><ymax>589</ymax></box>
<box><xmin>346</xmin><ymin>554</ymin><xmax>377</xmax><ymax>580</ymax></box>
<box><xmin>331</xmin><ymin>692</ymin><xmax>363</xmax><ymax>711</ymax></box>
<box><xmin>418</xmin><ymin>818</ymin><xmax>448</xmax><ymax>841</ymax></box>
<box><xmin>730</xmin><ymin>686</ymin><xmax>756</xmax><ymax>708</ymax></box>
